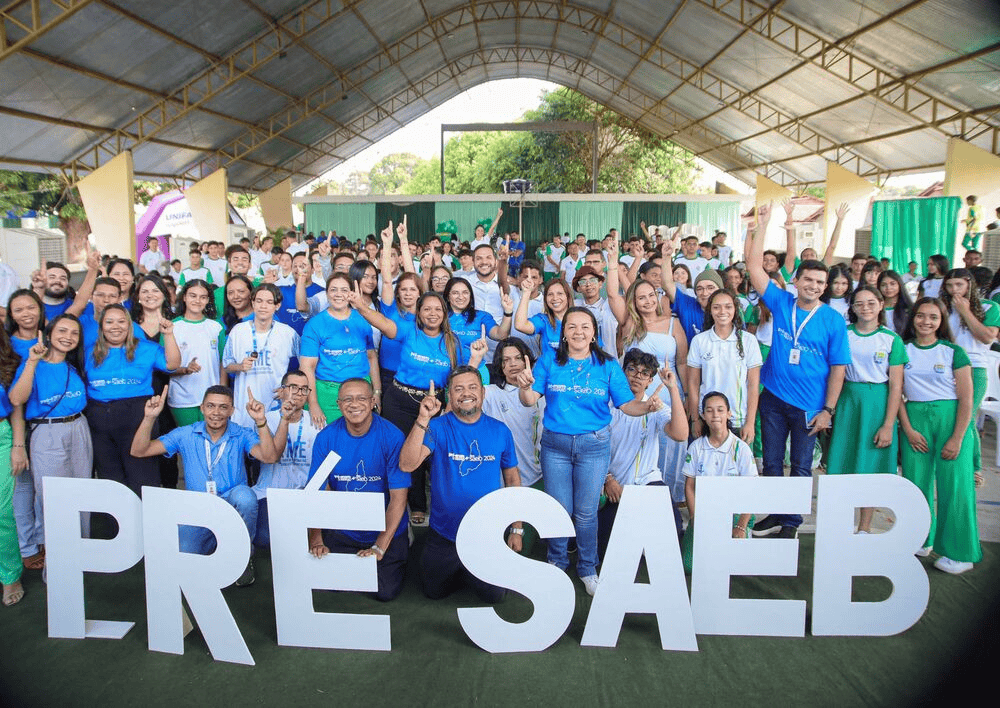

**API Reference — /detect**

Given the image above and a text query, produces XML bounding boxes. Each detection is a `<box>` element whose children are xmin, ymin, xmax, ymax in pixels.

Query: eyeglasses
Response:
<box><xmin>431</xmin><ymin>276</ymin><xmax>450</xmax><ymax>283</ymax></box>
<box><xmin>577</xmin><ymin>278</ymin><xmax>600</xmax><ymax>286</ymax></box>
<box><xmin>284</xmin><ymin>384</ymin><xmax>311</xmax><ymax>394</ymax></box>
<box><xmin>338</xmin><ymin>395</ymin><xmax>372</xmax><ymax>405</ymax></box>
<box><xmin>624</xmin><ymin>365</ymin><xmax>655</xmax><ymax>379</ymax></box>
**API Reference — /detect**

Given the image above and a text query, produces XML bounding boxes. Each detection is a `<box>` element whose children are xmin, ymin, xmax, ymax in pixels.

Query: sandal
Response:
<box><xmin>3</xmin><ymin>581</ymin><xmax>24</xmax><ymax>607</ymax></box>
<box><xmin>23</xmin><ymin>552</ymin><xmax>44</xmax><ymax>570</ymax></box>
<box><xmin>410</xmin><ymin>512</ymin><xmax>427</xmax><ymax>526</ymax></box>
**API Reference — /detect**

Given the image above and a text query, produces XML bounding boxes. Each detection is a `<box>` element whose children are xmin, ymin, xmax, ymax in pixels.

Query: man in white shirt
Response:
<box><xmin>458</xmin><ymin>244</ymin><xmax>507</xmax><ymax>358</ymax></box>
<box><xmin>250</xmin><ymin>235</ymin><xmax>273</xmax><ymax>273</ymax></box>
<box><xmin>543</xmin><ymin>235</ymin><xmax>565</xmax><ymax>281</ymax></box>
<box><xmin>699</xmin><ymin>241</ymin><xmax>724</xmax><ymax>272</ymax></box>
<box><xmin>559</xmin><ymin>242</ymin><xmax>582</xmax><ymax>282</ymax></box>
<box><xmin>204</xmin><ymin>240</ymin><xmax>228</xmax><ymax>284</ymax></box>
<box><xmin>901</xmin><ymin>261</ymin><xmax>920</xmax><ymax>284</ymax></box>
<box><xmin>673</xmin><ymin>235</ymin><xmax>710</xmax><ymax>281</ymax></box>
<box><xmin>572</xmin><ymin>265</ymin><xmax>617</xmax><ymax>360</ymax></box>
<box><xmin>713</xmin><ymin>232</ymin><xmax>733</xmax><ymax>267</ymax></box>
<box><xmin>138</xmin><ymin>236</ymin><xmax>167</xmax><ymax>275</ymax></box>
<box><xmin>507</xmin><ymin>260</ymin><xmax>544</xmax><ymax>358</ymax></box>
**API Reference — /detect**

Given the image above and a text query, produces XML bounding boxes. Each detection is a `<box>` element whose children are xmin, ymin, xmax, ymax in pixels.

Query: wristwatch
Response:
<box><xmin>822</xmin><ymin>406</ymin><xmax>836</xmax><ymax>416</ymax></box>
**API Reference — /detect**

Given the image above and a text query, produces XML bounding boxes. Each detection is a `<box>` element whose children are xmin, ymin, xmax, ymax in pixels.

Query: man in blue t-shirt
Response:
<box><xmin>131</xmin><ymin>384</ymin><xmax>287</xmax><ymax>587</ymax></box>
<box><xmin>660</xmin><ymin>238</ymin><xmax>723</xmax><ymax>343</ymax></box>
<box><xmin>400</xmin><ymin>366</ymin><xmax>522</xmax><ymax>603</ymax></box>
<box><xmin>306</xmin><ymin>378</ymin><xmax>410</xmax><ymax>602</ymax></box>
<box><xmin>745</xmin><ymin>204</ymin><xmax>850</xmax><ymax>539</ymax></box>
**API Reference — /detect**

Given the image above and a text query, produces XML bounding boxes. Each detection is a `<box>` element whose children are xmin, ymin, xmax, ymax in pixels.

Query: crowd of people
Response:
<box><xmin>0</xmin><ymin>198</ymin><xmax>988</xmax><ymax>609</ymax></box>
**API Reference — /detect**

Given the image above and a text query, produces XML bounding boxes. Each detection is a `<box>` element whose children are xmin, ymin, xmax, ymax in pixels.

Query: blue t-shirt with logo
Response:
<box><xmin>84</xmin><ymin>339</ymin><xmax>170</xmax><ymax>402</ymax></box>
<box><xmin>531</xmin><ymin>352</ymin><xmax>634</xmax><ymax>435</ymax></box>
<box><xmin>79</xmin><ymin>303</ymin><xmax>144</xmax><ymax>353</ymax></box>
<box><xmin>309</xmin><ymin>415</ymin><xmax>410</xmax><ymax>544</ymax></box>
<box><xmin>394</xmin><ymin>327</ymin><xmax>470</xmax><ymax>389</ymax></box>
<box><xmin>674</xmin><ymin>290</ymin><xmax>705</xmax><ymax>343</ymax></box>
<box><xmin>300</xmin><ymin>309</ymin><xmax>374</xmax><ymax>382</ymax></box>
<box><xmin>378</xmin><ymin>301</ymin><xmax>415</xmax><ymax>373</ymax></box>
<box><xmin>759</xmin><ymin>282</ymin><xmax>852</xmax><ymax>414</ymax></box>
<box><xmin>528</xmin><ymin>312</ymin><xmax>562</xmax><ymax>353</ymax></box>
<box><xmin>277</xmin><ymin>283</ymin><xmax>322</xmax><ymax>336</ymax></box>
<box><xmin>15</xmin><ymin>359</ymin><xmax>87</xmax><ymax>419</ymax></box>
<box><xmin>449</xmin><ymin>310</ymin><xmax>498</xmax><ymax>351</ymax></box>
<box><xmin>425</xmin><ymin>412</ymin><xmax>517</xmax><ymax>542</ymax></box>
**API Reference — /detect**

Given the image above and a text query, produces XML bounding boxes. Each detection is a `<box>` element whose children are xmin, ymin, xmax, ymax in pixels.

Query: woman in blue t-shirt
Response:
<box><xmin>377</xmin><ymin>272</ymin><xmax>423</xmax><ymax>398</ymax></box>
<box><xmin>9</xmin><ymin>314</ymin><xmax>93</xmax><ymax>547</ymax></box>
<box><xmin>443</xmin><ymin>277</ymin><xmax>512</xmax><ymax>352</ymax></box>
<box><xmin>301</xmin><ymin>272</ymin><xmax>378</xmax><ymax>427</ymax></box>
<box><xmin>5</xmin><ymin>289</ymin><xmax>47</xmax><ymax>362</ymax></box>
<box><xmin>84</xmin><ymin>304</ymin><xmax>180</xmax><ymax>495</ymax></box>
<box><xmin>515</xmin><ymin>307</ymin><xmax>664</xmax><ymax>596</ymax></box>
<box><xmin>0</xmin><ymin>327</ymin><xmax>25</xmax><ymax>606</ymax></box>
<box><xmin>352</xmin><ymin>290</ymin><xmax>487</xmax><ymax>524</ymax></box>
<box><xmin>514</xmin><ymin>277</ymin><xmax>572</xmax><ymax>354</ymax></box>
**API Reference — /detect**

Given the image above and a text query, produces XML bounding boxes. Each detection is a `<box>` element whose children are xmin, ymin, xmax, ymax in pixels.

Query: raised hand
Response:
<box><xmin>515</xmin><ymin>355</ymin><xmax>534</xmax><ymax>389</ymax></box>
<box><xmin>346</xmin><ymin>280</ymin><xmax>364</xmax><ymax>309</ymax></box>
<box><xmin>781</xmin><ymin>198</ymin><xmax>794</xmax><ymax>224</ymax></box>
<box><xmin>658</xmin><ymin>367</ymin><xmax>677</xmax><ymax>390</ymax></box>
<box><xmin>835</xmin><ymin>202</ymin><xmax>850</xmax><ymax>220</ymax></box>
<box><xmin>418</xmin><ymin>379</ymin><xmax>442</xmax><ymax>420</ymax></box>
<box><xmin>86</xmin><ymin>248</ymin><xmax>102</xmax><ymax>271</ymax></box>
<box><xmin>263</xmin><ymin>268</ymin><xmax>278</xmax><ymax>284</ymax></box>
<box><xmin>158</xmin><ymin>318</ymin><xmax>174</xmax><ymax>336</ymax></box>
<box><xmin>757</xmin><ymin>201</ymin><xmax>773</xmax><ymax>231</ymax></box>
<box><xmin>380</xmin><ymin>221</ymin><xmax>394</xmax><ymax>246</ymax></box>
<box><xmin>645</xmin><ymin>383</ymin><xmax>665</xmax><ymax>413</ymax></box>
<box><xmin>280</xmin><ymin>397</ymin><xmax>297</xmax><ymax>419</ymax></box>
<box><xmin>310</xmin><ymin>405</ymin><xmax>327</xmax><ymax>430</ymax></box>
<box><xmin>245</xmin><ymin>386</ymin><xmax>266</xmax><ymax>425</ymax></box>
<box><xmin>145</xmin><ymin>383</ymin><xmax>169</xmax><ymax>418</ymax></box>
<box><xmin>469</xmin><ymin>325</ymin><xmax>488</xmax><ymax>361</ymax></box>
<box><xmin>501</xmin><ymin>293</ymin><xmax>514</xmax><ymax>312</ymax></box>
<box><xmin>396</xmin><ymin>215</ymin><xmax>408</xmax><ymax>240</ymax></box>
<box><xmin>27</xmin><ymin>333</ymin><xmax>47</xmax><ymax>363</ymax></box>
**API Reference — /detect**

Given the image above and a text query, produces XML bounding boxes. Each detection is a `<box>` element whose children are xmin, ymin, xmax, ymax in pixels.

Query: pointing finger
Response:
<box><xmin>247</xmin><ymin>386</ymin><xmax>256</xmax><ymax>403</ymax></box>
<box><xmin>37</xmin><ymin>332</ymin><xmax>43</xmax><ymax>344</ymax></box>
<box><xmin>481</xmin><ymin>324</ymin><xmax>487</xmax><ymax>340</ymax></box>
<box><xmin>651</xmin><ymin>383</ymin><xmax>664</xmax><ymax>399</ymax></box>
<box><xmin>429</xmin><ymin>379</ymin><xmax>435</xmax><ymax>396</ymax></box>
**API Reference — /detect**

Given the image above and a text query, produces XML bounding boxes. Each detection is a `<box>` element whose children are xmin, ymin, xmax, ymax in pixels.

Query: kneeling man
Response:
<box><xmin>307</xmin><ymin>378</ymin><xmax>409</xmax><ymax>602</ymax></box>
<box><xmin>401</xmin><ymin>366</ymin><xmax>522</xmax><ymax>603</ymax></box>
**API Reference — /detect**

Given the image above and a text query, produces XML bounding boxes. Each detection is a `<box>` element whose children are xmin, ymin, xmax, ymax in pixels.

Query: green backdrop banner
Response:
<box><xmin>621</xmin><ymin>201</ymin><xmax>686</xmax><ymax>238</ymax></box>
<box><xmin>872</xmin><ymin>197</ymin><xmax>961</xmax><ymax>273</ymax></box>
<box><xmin>433</xmin><ymin>201</ymin><xmax>503</xmax><ymax>242</ymax></box>
<box><xmin>558</xmin><ymin>201</ymin><xmax>624</xmax><ymax>241</ymax></box>
<box><xmin>303</xmin><ymin>203</ymin><xmax>376</xmax><ymax>241</ymax></box>
<box><xmin>685</xmin><ymin>202</ymin><xmax>741</xmax><ymax>245</ymax></box>
<box><xmin>497</xmin><ymin>200</ymin><xmax>561</xmax><ymax>253</ymax></box>
<box><xmin>374</xmin><ymin>202</ymin><xmax>437</xmax><ymax>242</ymax></box>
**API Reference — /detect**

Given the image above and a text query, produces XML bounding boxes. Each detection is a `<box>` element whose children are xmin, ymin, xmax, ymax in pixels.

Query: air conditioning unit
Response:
<box><xmin>854</xmin><ymin>227</ymin><xmax>872</xmax><ymax>257</ymax></box>
<box><xmin>0</xmin><ymin>227</ymin><xmax>69</xmax><ymax>287</ymax></box>
<box><xmin>980</xmin><ymin>227</ymin><xmax>1000</xmax><ymax>269</ymax></box>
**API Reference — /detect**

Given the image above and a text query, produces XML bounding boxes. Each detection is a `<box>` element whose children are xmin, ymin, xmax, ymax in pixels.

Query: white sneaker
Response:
<box><xmin>934</xmin><ymin>556</ymin><xmax>973</xmax><ymax>575</ymax></box>
<box><xmin>915</xmin><ymin>545</ymin><xmax>933</xmax><ymax>557</ymax></box>
<box><xmin>581</xmin><ymin>574</ymin><xmax>599</xmax><ymax>596</ymax></box>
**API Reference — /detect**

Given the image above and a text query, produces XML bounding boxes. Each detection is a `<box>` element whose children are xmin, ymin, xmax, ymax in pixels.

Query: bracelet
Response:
<box><xmin>508</xmin><ymin>527</ymin><xmax>524</xmax><ymax>536</ymax></box>
<box><xmin>256</xmin><ymin>421</ymin><xmax>268</xmax><ymax>429</ymax></box>
<box><xmin>374</xmin><ymin>389</ymin><xmax>381</xmax><ymax>395</ymax></box>
<box><xmin>12</xmin><ymin>444</ymin><xmax>24</xmax><ymax>448</ymax></box>
<box><xmin>503</xmin><ymin>312</ymin><xmax>513</xmax><ymax>317</ymax></box>
<box><xmin>414</xmin><ymin>420</ymin><xmax>428</xmax><ymax>431</ymax></box>
<box><xmin>371</xmin><ymin>543</ymin><xmax>385</xmax><ymax>556</ymax></box>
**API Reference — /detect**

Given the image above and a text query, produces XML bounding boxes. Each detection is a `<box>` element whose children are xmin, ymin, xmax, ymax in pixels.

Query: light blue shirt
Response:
<box><xmin>84</xmin><ymin>339</ymin><xmax>169</xmax><ymax>402</ymax></box>
<box><xmin>300</xmin><ymin>309</ymin><xmax>374</xmax><ymax>382</ymax></box>
<box><xmin>160</xmin><ymin>420</ymin><xmax>259</xmax><ymax>496</ymax></box>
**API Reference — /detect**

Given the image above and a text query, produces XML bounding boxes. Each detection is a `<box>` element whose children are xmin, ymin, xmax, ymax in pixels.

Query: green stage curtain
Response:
<box><xmin>559</xmin><ymin>201</ymin><xmax>624</xmax><ymax>241</ymax></box>
<box><xmin>304</xmin><ymin>203</ymin><xmax>376</xmax><ymax>241</ymax></box>
<box><xmin>872</xmin><ymin>197</ymin><xmax>961</xmax><ymax>274</ymax></box>
<box><xmin>375</xmin><ymin>202</ymin><xmax>437</xmax><ymax>242</ymax></box>
<box><xmin>685</xmin><ymin>202</ymin><xmax>741</xmax><ymax>245</ymax></box>
<box><xmin>621</xmin><ymin>202</ymin><xmax>686</xmax><ymax>238</ymax></box>
<box><xmin>496</xmin><ymin>200</ymin><xmax>561</xmax><ymax>255</ymax></box>
<box><xmin>434</xmin><ymin>201</ymin><xmax>503</xmax><ymax>243</ymax></box>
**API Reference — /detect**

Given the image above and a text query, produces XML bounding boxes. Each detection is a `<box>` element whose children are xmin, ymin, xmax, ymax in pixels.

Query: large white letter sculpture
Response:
<box><xmin>455</xmin><ymin>486</ymin><xmax>576</xmax><ymax>653</ymax></box>
<box><xmin>581</xmin><ymin>485</ymin><xmax>698</xmax><ymax>650</ymax></box>
<box><xmin>269</xmin><ymin>450</ymin><xmax>393</xmax><ymax>652</ymax></box>
<box><xmin>143</xmin><ymin>487</ymin><xmax>254</xmax><ymax>665</ymax></box>
<box><xmin>691</xmin><ymin>476</ymin><xmax>813</xmax><ymax>636</ymax></box>
<box><xmin>44</xmin><ymin>478</ymin><xmax>144</xmax><ymax>640</ymax></box>
<box><xmin>812</xmin><ymin>475</ymin><xmax>931</xmax><ymax>635</ymax></box>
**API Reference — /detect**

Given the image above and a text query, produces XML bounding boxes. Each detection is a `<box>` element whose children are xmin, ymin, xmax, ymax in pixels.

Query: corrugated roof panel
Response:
<box><xmin>855</xmin><ymin>19</ymin><xmax>962</xmax><ymax>74</ymax></box>
<box><xmin>256</xmin><ymin>0</ymin><xmax>314</xmax><ymax>17</ymax></box>
<box><xmin>393</xmin><ymin>42</ymin><xmax>447</xmax><ymax>80</ymax></box>
<box><xmin>202</xmin><ymin>80</ymin><xmax>289</xmax><ymax>125</ymax></box>
<box><xmin>0</xmin><ymin>114</ymin><xmax>96</xmax><ymax>162</ymax></box>
<box><xmin>613</xmin><ymin>0</ymin><xmax>683</xmax><ymax>38</ymax></box>
<box><xmin>28</xmin><ymin>3</ymin><xmax>208</xmax><ymax>95</ymax></box>
<box><xmin>359</xmin><ymin>65</ymin><xmax>409</xmax><ymax>105</ymax></box>
<box><xmin>519</xmin><ymin>18</ymin><xmax>562</xmax><ymax>47</ymax></box>
<box><xmin>756</xmin><ymin>63</ymin><xmax>862</xmax><ymax>117</ymax></box>
<box><xmin>627</xmin><ymin>60</ymin><xmax>683</xmax><ymax>98</ymax></box>
<box><xmin>421</xmin><ymin>0</ymin><xmax>472</xmax><ymax>18</ymax></box>
<box><xmin>660</xmin><ymin>2</ymin><xmax>742</xmax><ymax>65</ymax></box>
<box><xmin>251</xmin><ymin>47</ymin><xmax>335</xmax><ymax>96</ymax></box>
<box><xmin>132</xmin><ymin>143</ymin><xmax>205</xmax><ymax>174</ymax></box>
<box><xmin>356</xmin><ymin>0</ymin><xmax>429</xmax><ymax>46</ymax></box>
<box><xmin>779</xmin><ymin>154</ymin><xmax>828</xmax><ymax>183</ymax></box>
<box><xmin>702</xmin><ymin>108</ymin><xmax>768</xmax><ymax>141</ymax></box>
<box><xmin>712</xmin><ymin>33</ymin><xmax>801</xmax><ymax>92</ymax></box>
<box><xmin>781</xmin><ymin>0</ymin><xmax>916</xmax><ymax>47</ymax></box>
<box><xmin>665</xmin><ymin>83</ymin><xmax>722</xmax><ymax>122</ymax></box>
<box><xmin>438</xmin><ymin>25</ymin><xmax>480</xmax><ymax>60</ymax></box>
<box><xmin>110</xmin><ymin>0</ymin><xmax>267</xmax><ymax>58</ymax></box>
<box><xmin>741</xmin><ymin>131</ymin><xmax>812</xmax><ymax>161</ymax></box>
<box><xmin>588</xmin><ymin>38</ymin><xmax>640</xmax><ymax>78</ymax></box>
<box><xmin>281</xmin><ymin>116</ymin><xmax>342</xmax><ymax>147</ymax></box>
<box><xmin>228</xmin><ymin>162</ymin><xmax>270</xmax><ymax>189</ymax></box>
<box><xmin>914</xmin><ymin>53</ymin><xmax>1000</xmax><ymax>111</ymax></box>
<box><xmin>808</xmin><ymin>96</ymin><xmax>918</xmax><ymax>142</ymax></box>
<box><xmin>156</xmin><ymin>113</ymin><xmax>246</xmax><ymax>150</ymax></box>
<box><xmin>851</xmin><ymin>128</ymin><xmax>947</xmax><ymax>169</ymax></box>
<box><xmin>312</xmin><ymin>13</ymin><xmax>379</xmax><ymax>70</ymax></box>
<box><xmin>243</xmin><ymin>138</ymin><xmax>302</xmax><ymax>167</ymax></box>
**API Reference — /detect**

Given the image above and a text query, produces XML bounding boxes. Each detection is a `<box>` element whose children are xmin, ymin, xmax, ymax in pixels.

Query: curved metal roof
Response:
<box><xmin>2</xmin><ymin>0</ymin><xmax>998</xmax><ymax>192</ymax></box>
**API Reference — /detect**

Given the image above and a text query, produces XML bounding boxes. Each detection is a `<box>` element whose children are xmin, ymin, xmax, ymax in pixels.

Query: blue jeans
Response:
<box><xmin>759</xmin><ymin>388</ymin><xmax>813</xmax><ymax>528</ymax></box>
<box><xmin>541</xmin><ymin>425</ymin><xmax>611</xmax><ymax>577</ymax></box>
<box><xmin>178</xmin><ymin>484</ymin><xmax>258</xmax><ymax>554</ymax></box>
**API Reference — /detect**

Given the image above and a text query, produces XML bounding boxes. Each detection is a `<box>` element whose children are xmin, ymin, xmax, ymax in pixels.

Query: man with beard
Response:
<box><xmin>33</xmin><ymin>250</ymin><xmax>102</xmax><ymax>321</ymax></box>
<box><xmin>458</xmin><ymin>244</ymin><xmax>507</xmax><ymax>357</ymax></box>
<box><xmin>306</xmin><ymin>378</ymin><xmax>409</xmax><ymax>601</ymax></box>
<box><xmin>400</xmin><ymin>366</ymin><xmax>521</xmax><ymax>602</ymax></box>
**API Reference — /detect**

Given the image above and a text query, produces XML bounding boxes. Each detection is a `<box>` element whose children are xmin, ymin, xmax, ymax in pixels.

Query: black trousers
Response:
<box><xmin>420</xmin><ymin>527</ymin><xmax>505</xmax><ymax>603</ymax></box>
<box><xmin>382</xmin><ymin>379</ymin><xmax>443</xmax><ymax>514</ymax></box>
<box><xmin>85</xmin><ymin>396</ymin><xmax>160</xmax><ymax>497</ymax></box>
<box><xmin>322</xmin><ymin>529</ymin><xmax>408</xmax><ymax>602</ymax></box>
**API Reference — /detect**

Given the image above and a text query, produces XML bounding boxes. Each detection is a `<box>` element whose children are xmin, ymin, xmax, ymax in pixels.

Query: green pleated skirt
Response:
<box><xmin>826</xmin><ymin>380</ymin><xmax>898</xmax><ymax>475</ymax></box>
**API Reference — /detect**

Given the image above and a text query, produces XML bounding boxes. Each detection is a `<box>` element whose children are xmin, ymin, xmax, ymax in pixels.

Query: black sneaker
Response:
<box><xmin>776</xmin><ymin>525</ymin><xmax>798</xmax><ymax>539</ymax></box>
<box><xmin>751</xmin><ymin>516</ymin><xmax>783</xmax><ymax>537</ymax></box>
<box><xmin>235</xmin><ymin>558</ymin><xmax>255</xmax><ymax>587</ymax></box>
<box><xmin>567</xmin><ymin>539</ymin><xmax>578</xmax><ymax>554</ymax></box>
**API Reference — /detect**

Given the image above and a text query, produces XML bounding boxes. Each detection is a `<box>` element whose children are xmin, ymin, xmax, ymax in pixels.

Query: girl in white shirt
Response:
<box><xmin>168</xmin><ymin>279</ymin><xmax>223</xmax><ymax>426</ymax></box>
<box><xmin>821</xmin><ymin>264</ymin><xmax>852</xmax><ymax>323</ymax></box>
<box><xmin>687</xmin><ymin>290</ymin><xmax>762</xmax><ymax>442</ymax></box>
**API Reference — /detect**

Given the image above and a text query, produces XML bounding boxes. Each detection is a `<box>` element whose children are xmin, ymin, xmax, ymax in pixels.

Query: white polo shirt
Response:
<box><xmin>682</xmin><ymin>433</ymin><xmax>757</xmax><ymax>478</ymax></box>
<box><xmin>687</xmin><ymin>327</ymin><xmax>763</xmax><ymax>426</ymax></box>
<box><xmin>609</xmin><ymin>402</ymin><xmax>672</xmax><ymax>487</ymax></box>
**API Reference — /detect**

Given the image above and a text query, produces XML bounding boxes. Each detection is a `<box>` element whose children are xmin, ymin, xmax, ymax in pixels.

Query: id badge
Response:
<box><xmin>206</xmin><ymin>479</ymin><xmax>217</xmax><ymax>496</ymax></box>
<box><xmin>788</xmin><ymin>348</ymin><xmax>801</xmax><ymax>365</ymax></box>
